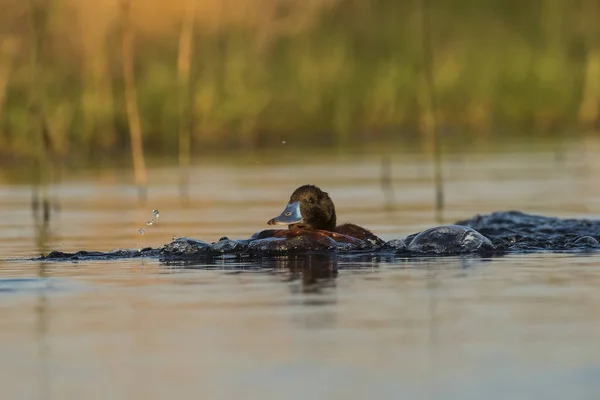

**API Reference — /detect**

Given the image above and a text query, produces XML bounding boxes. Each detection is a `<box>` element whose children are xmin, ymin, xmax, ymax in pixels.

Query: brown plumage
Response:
<box><xmin>267</xmin><ymin>184</ymin><xmax>384</xmax><ymax>245</ymax></box>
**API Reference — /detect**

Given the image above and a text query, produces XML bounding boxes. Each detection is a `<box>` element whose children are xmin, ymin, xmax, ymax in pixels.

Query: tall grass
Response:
<box><xmin>0</xmin><ymin>0</ymin><xmax>598</xmax><ymax>160</ymax></box>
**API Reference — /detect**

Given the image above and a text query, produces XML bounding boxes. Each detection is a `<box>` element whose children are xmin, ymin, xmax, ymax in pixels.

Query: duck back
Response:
<box><xmin>336</xmin><ymin>223</ymin><xmax>385</xmax><ymax>245</ymax></box>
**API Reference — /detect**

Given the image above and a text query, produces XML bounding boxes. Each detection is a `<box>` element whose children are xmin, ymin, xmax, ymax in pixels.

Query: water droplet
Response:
<box><xmin>147</xmin><ymin>220</ymin><xmax>154</xmax><ymax>226</ymax></box>
<box><xmin>138</xmin><ymin>229</ymin><xmax>145</xmax><ymax>235</ymax></box>
<box><xmin>282</xmin><ymin>140</ymin><xmax>286</xmax><ymax>144</ymax></box>
<box><xmin>153</xmin><ymin>210</ymin><xmax>160</xmax><ymax>218</ymax></box>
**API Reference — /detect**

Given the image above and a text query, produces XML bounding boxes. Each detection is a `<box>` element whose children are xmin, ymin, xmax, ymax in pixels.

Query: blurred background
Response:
<box><xmin>0</xmin><ymin>0</ymin><xmax>599</xmax><ymax>166</ymax></box>
<box><xmin>3</xmin><ymin>4</ymin><xmax>600</xmax><ymax>399</ymax></box>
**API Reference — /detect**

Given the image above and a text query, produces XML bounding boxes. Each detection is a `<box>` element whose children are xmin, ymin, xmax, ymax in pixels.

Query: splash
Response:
<box><xmin>138</xmin><ymin>209</ymin><xmax>160</xmax><ymax>234</ymax></box>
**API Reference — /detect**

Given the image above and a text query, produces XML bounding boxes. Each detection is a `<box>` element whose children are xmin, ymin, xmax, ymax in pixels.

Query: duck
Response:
<box><xmin>265</xmin><ymin>184</ymin><xmax>385</xmax><ymax>245</ymax></box>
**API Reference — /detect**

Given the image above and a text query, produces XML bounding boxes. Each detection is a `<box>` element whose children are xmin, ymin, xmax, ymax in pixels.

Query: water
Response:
<box><xmin>2</xmin><ymin>137</ymin><xmax>600</xmax><ymax>399</ymax></box>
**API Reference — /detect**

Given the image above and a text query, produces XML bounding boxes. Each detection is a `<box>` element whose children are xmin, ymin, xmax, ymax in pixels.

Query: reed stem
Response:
<box><xmin>578</xmin><ymin>0</ymin><xmax>600</xmax><ymax>127</ymax></box>
<box><xmin>178</xmin><ymin>0</ymin><xmax>196</xmax><ymax>197</ymax></box>
<box><xmin>120</xmin><ymin>0</ymin><xmax>147</xmax><ymax>200</ymax></box>
<box><xmin>419</xmin><ymin>0</ymin><xmax>444</xmax><ymax>223</ymax></box>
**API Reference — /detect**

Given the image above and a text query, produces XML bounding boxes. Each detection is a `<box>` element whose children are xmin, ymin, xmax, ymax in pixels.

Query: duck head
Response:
<box><xmin>267</xmin><ymin>185</ymin><xmax>337</xmax><ymax>231</ymax></box>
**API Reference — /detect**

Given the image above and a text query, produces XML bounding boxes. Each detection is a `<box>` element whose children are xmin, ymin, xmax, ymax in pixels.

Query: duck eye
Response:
<box><xmin>307</xmin><ymin>198</ymin><xmax>315</xmax><ymax>204</ymax></box>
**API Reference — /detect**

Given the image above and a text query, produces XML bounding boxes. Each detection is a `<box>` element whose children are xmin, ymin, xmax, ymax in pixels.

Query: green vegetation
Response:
<box><xmin>0</xmin><ymin>0</ymin><xmax>598</xmax><ymax>161</ymax></box>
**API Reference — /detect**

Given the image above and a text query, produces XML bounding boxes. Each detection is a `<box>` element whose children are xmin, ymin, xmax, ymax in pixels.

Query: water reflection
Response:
<box><xmin>31</xmin><ymin>187</ymin><xmax>53</xmax><ymax>255</ymax></box>
<box><xmin>35</xmin><ymin>262</ymin><xmax>50</xmax><ymax>400</ymax></box>
<box><xmin>280</xmin><ymin>255</ymin><xmax>340</xmax><ymax>329</ymax></box>
<box><xmin>165</xmin><ymin>254</ymin><xmax>341</xmax><ymax>296</ymax></box>
<box><xmin>380</xmin><ymin>155</ymin><xmax>395</xmax><ymax>212</ymax></box>
<box><xmin>280</xmin><ymin>255</ymin><xmax>338</xmax><ymax>295</ymax></box>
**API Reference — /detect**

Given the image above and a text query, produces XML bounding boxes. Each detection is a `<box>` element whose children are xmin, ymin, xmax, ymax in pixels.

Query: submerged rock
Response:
<box><xmin>405</xmin><ymin>225</ymin><xmax>494</xmax><ymax>254</ymax></box>
<box><xmin>456</xmin><ymin>211</ymin><xmax>600</xmax><ymax>251</ymax></box>
<box><xmin>381</xmin><ymin>238</ymin><xmax>407</xmax><ymax>251</ymax></box>
<box><xmin>569</xmin><ymin>236</ymin><xmax>599</xmax><ymax>248</ymax></box>
<box><xmin>41</xmin><ymin>248</ymin><xmax>157</xmax><ymax>261</ymax></box>
<box><xmin>161</xmin><ymin>238</ymin><xmax>211</xmax><ymax>254</ymax></box>
<box><xmin>210</xmin><ymin>238</ymin><xmax>249</xmax><ymax>253</ymax></box>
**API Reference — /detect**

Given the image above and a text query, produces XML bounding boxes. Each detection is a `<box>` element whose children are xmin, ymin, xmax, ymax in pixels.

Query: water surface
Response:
<box><xmin>1</xmin><ymin>138</ymin><xmax>600</xmax><ymax>399</ymax></box>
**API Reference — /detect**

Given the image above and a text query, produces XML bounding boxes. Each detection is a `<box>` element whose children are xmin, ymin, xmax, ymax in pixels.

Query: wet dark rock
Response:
<box><xmin>406</xmin><ymin>225</ymin><xmax>494</xmax><ymax>254</ymax></box>
<box><xmin>35</xmin><ymin>211</ymin><xmax>600</xmax><ymax>261</ymax></box>
<box><xmin>210</xmin><ymin>239</ymin><xmax>249</xmax><ymax>253</ymax></box>
<box><xmin>161</xmin><ymin>238</ymin><xmax>212</xmax><ymax>254</ymax></box>
<box><xmin>40</xmin><ymin>248</ymin><xmax>158</xmax><ymax>261</ymax></box>
<box><xmin>456</xmin><ymin>211</ymin><xmax>600</xmax><ymax>252</ymax></box>
<box><xmin>570</xmin><ymin>236</ymin><xmax>599</xmax><ymax>247</ymax></box>
<box><xmin>380</xmin><ymin>239</ymin><xmax>407</xmax><ymax>251</ymax></box>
